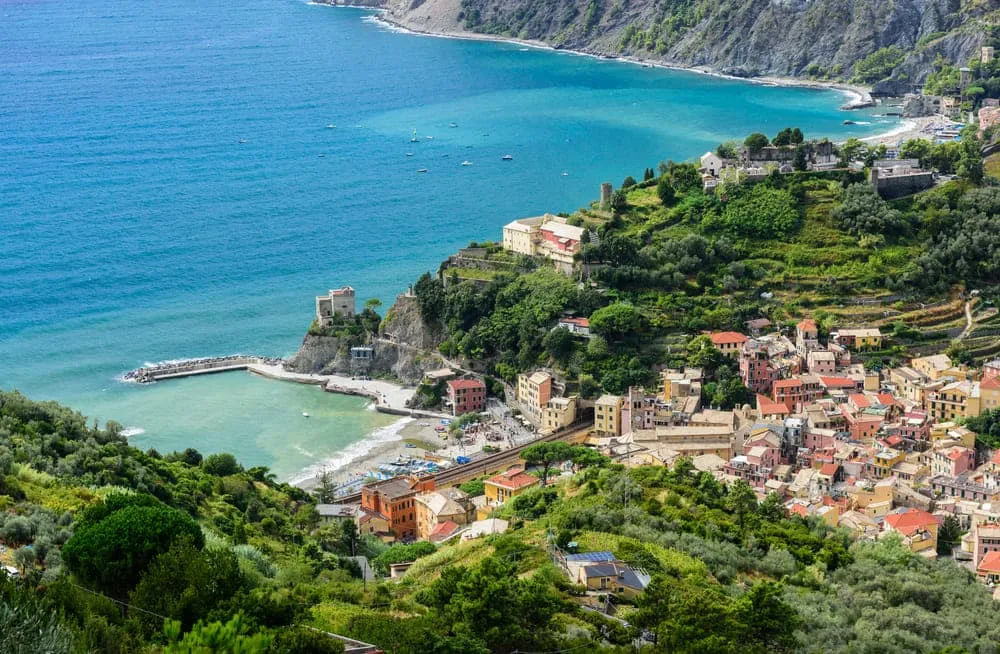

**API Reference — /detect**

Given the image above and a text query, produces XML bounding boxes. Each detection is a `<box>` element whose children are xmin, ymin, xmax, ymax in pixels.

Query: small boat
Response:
<box><xmin>561</xmin><ymin>172</ymin><xmax>569</xmax><ymax>176</ymax></box>
<box><xmin>843</xmin><ymin>119</ymin><xmax>855</xmax><ymax>125</ymax></box>
<box><xmin>302</xmin><ymin>412</ymin><xmax>310</xmax><ymax>418</ymax></box>
<box><xmin>326</xmin><ymin>124</ymin><xmax>336</xmax><ymax>129</ymax></box>
<box><xmin>425</xmin><ymin>135</ymin><xmax>434</xmax><ymax>140</ymax></box>
<box><xmin>405</xmin><ymin>152</ymin><xmax>414</xmax><ymax>156</ymax></box>
<box><xmin>417</xmin><ymin>168</ymin><xmax>428</xmax><ymax>173</ymax></box>
<box><xmin>238</xmin><ymin>139</ymin><xmax>248</xmax><ymax>144</ymax></box>
<box><xmin>317</xmin><ymin>154</ymin><xmax>326</xmax><ymax>158</ymax></box>
<box><xmin>410</xmin><ymin>129</ymin><xmax>419</xmax><ymax>143</ymax></box>
<box><xmin>449</xmin><ymin>122</ymin><xmax>458</xmax><ymax>128</ymax></box>
<box><xmin>501</xmin><ymin>154</ymin><xmax>513</xmax><ymax>161</ymax></box>
<box><xmin>461</xmin><ymin>160</ymin><xmax>472</xmax><ymax>166</ymax></box>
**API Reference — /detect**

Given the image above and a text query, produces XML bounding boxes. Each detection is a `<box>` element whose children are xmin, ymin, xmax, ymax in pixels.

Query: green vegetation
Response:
<box><xmin>852</xmin><ymin>45</ymin><xmax>906</xmax><ymax>83</ymax></box>
<box><xmin>7</xmin><ymin>388</ymin><xmax>1000</xmax><ymax>652</ymax></box>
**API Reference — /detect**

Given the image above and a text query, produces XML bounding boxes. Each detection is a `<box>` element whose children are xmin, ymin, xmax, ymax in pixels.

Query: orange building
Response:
<box><xmin>361</xmin><ymin>475</ymin><xmax>434</xmax><ymax>540</ymax></box>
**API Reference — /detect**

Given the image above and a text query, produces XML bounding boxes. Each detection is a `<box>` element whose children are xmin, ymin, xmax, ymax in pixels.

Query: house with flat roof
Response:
<box><xmin>315</xmin><ymin>286</ymin><xmax>356</xmax><ymax>326</ymax></box>
<box><xmin>446</xmin><ymin>378</ymin><xmax>486</xmax><ymax>416</ymax></box>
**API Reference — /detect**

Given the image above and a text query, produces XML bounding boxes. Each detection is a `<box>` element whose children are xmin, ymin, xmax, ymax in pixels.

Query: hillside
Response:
<box><xmin>6</xmin><ymin>389</ymin><xmax>1000</xmax><ymax>653</ymax></box>
<box><xmin>382</xmin><ymin>0</ymin><xmax>998</xmax><ymax>86</ymax></box>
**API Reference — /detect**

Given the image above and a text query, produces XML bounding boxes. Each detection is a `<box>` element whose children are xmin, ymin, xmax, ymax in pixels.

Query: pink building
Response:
<box><xmin>740</xmin><ymin>340</ymin><xmax>778</xmax><ymax>394</ymax></box>
<box><xmin>447</xmin><ymin>379</ymin><xmax>486</xmax><ymax>416</ymax></box>
<box><xmin>975</xmin><ymin>523</ymin><xmax>1000</xmax><ymax>568</ymax></box>
<box><xmin>772</xmin><ymin>376</ymin><xmax>822</xmax><ymax>412</ymax></box>
<box><xmin>933</xmin><ymin>446</ymin><xmax>976</xmax><ymax>478</ymax></box>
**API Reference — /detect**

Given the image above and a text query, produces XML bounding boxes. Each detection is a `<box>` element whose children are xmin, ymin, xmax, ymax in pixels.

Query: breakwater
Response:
<box><xmin>122</xmin><ymin>356</ymin><xmax>284</xmax><ymax>383</ymax></box>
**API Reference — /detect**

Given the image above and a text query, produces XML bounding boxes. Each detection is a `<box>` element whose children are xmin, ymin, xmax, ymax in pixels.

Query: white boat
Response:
<box><xmin>410</xmin><ymin>129</ymin><xmax>419</xmax><ymax>143</ymax></box>
<box><xmin>405</xmin><ymin>152</ymin><xmax>414</xmax><ymax>156</ymax></box>
<box><xmin>461</xmin><ymin>160</ymin><xmax>472</xmax><ymax>166</ymax></box>
<box><xmin>561</xmin><ymin>171</ymin><xmax>569</xmax><ymax>176</ymax></box>
<box><xmin>326</xmin><ymin>124</ymin><xmax>336</xmax><ymax>129</ymax></box>
<box><xmin>425</xmin><ymin>135</ymin><xmax>434</xmax><ymax>140</ymax></box>
<box><xmin>417</xmin><ymin>168</ymin><xmax>428</xmax><ymax>173</ymax></box>
<box><xmin>238</xmin><ymin>139</ymin><xmax>247</xmax><ymax>144</ymax></box>
<box><xmin>449</xmin><ymin>122</ymin><xmax>458</xmax><ymax>128</ymax></box>
<box><xmin>302</xmin><ymin>412</ymin><xmax>310</xmax><ymax>418</ymax></box>
<box><xmin>501</xmin><ymin>154</ymin><xmax>513</xmax><ymax>161</ymax></box>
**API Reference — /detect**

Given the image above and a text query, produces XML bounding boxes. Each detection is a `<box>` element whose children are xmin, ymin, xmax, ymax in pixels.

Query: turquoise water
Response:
<box><xmin>0</xmin><ymin>0</ymin><xmax>896</xmax><ymax>480</ymax></box>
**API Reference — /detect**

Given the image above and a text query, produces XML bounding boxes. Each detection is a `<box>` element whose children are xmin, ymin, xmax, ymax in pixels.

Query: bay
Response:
<box><xmin>0</xmin><ymin>0</ymin><xmax>896</xmax><ymax>480</ymax></box>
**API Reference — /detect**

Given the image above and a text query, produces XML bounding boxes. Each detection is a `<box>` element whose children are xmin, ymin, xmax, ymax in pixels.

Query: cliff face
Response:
<box><xmin>284</xmin><ymin>294</ymin><xmax>447</xmax><ymax>384</ymax></box>
<box><xmin>383</xmin><ymin>0</ymin><xmax>994</xmax><ymax>85</ymax></box>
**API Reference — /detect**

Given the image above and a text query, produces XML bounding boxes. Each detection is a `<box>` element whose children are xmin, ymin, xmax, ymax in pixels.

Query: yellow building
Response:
<box><xmin>883</xmin><ymin>509</ymin><xmax>939</xmax><ymax>557</ymax></box>
<box><xmin>927</xmin><ymin>381</ymin><xmax>980</xmax><ymax>422</ymax></box>
<box><xmin>593</xmin><ymin>394</ymin><xmax>624</xmax><ymax>437</ymax></box>
<box><xmin>543</xmin><ymin>396</ymin><xmax>577</xmax><ymax>434</ymax></box>
<box><xmin>850</xmin><ymin>479</ymin><xmax>895</xmax><ymax>518</ymax></box>
<box><xmin>517</xmin><ymin>371</ymin><xmax>552</xmax><ymax>426</ymax></box>
<box><xmin>911</xmin><ymin>354</ymin><xmax>968</xmax><ymax>381</ymax></box>
<box><xmin>867</xmin><ymin>448</ymin><xmax>905</xmax><ymax>480</ymax></box>
<box><xmin>888</xmin><ymin>366</ymin><xmax>929</xmax><ymax>404</ymax></box>
<box><xmin>484</xmin><ymin>468</ymin><xmax>539</xmax><ymax>505</ymax></box>
<box><xmin>833</xmin><ymin>328</ymin><xmax>882</xmax><ymax>351</ymax></box>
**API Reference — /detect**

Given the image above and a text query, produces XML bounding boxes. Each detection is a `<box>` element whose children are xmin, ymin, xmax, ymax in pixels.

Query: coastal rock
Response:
<box><xmin>382</xmin><ymin>0</ymin><xmax>988</xmax><ymax>82</ymax></box>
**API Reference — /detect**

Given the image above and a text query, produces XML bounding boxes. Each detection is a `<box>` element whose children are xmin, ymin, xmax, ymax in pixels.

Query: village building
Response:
<box><xmin>502</xmin><ymin>213</ymin><xmax>585</xmax><ymax>273</ymax></box>
<box><xmin>831</xmin><ymin>328</ymin><xmax>882</xmax><ymax>351</ymax></box>
<box><xmin>315</xmin><ymin>286</ymin><xmax>356</xmax><ymax>326</ymax></box>
<box><xmin>556</xmin><ymin>316</ymin><xmax>591</xmax><ymax>338</ymax></box>
<box><xmin>446</xmin><ymin>378</ymin><xmax>486</xmax><ymax>416</ymax></box>
<box><xmin>517</xmin><ymin>371</ymin><xmax>553</xmax><ymax>427</ymax></box>
<box><xmin>709</xmin><ymin>331</ymin><xmax>748</xmax><ymax>358</ymax></box>
<box><xmin>542</xmin><ymin>396</ymin><xmax>578</xmax><ymax>434</ymax></box>
<box><xmin>414</xmin><ymin>487</ymin><xmax>474</xmax><ymax>541</ymax></box>
<box><xmin>361</xmin><ymin>476</ymin><xmax>434</xmax><ymax>541</ymax></box>
<box><xmin>484</xmin><ymin>467</ymin><xmax>540</xmax><ymax>505</ymax></box>
<box><xmin>882</xmin><ymin>508</ymin><xmax>939</xmax><ymax>557</ymax></box>
<box><xmin>593</xmin><ymin>394</ymin><xmax>625</xmax><ymax>437</ymax></box>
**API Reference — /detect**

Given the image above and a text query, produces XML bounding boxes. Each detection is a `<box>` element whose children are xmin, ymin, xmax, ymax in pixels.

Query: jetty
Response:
<box><xmin>122</xmin><ymin>355</ymin><xmax>283</xmax><ymax>383</ymax></box>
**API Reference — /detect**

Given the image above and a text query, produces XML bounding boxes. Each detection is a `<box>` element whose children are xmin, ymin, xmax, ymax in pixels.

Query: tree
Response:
<box><xmin>839</xmin><ymin>137</ymin><xmax>868</xmax><ymax>165</ymax></box>
<box><xmin>341</xmin><ymin>519</ymin><xmax>360</xmax><ymax>557</ymax></box>
<box><xmin>271</xmin><ymin>626</ymin><xmax>345</xmax><ymax>654</ymax></box>
<box><xmin>610</xmin><ymin>189</ymin><xmax>628</xmax><ymax>213</ymax></box>
<box><xmin>62</xmin><ymin>504</ymin><xmax>204</xmax><ymax>598</ymax></box>
<box><xmin>852</xmin><ymin>45</ymin><xmax>905</xmax><ymax>83</ymax></box>
<box><xmin>726</xmin><ymin>479</ymin><xmax>758</xmax><ymax>531</ymax></box>
<box><xmin>831</xmin><ymin>183</ymin><xmax>909</xmax><ymax>236</ymax></box>
<box><xmin>414</xmin><ymin>272</ymin><xmax>445</xmax><ymax>323</ymax></box>
<box><xmin>717</xmin><ymin>141</ymin><xmax>739</xmax><ymax>159</ymax></box>
<box><xmin>542</xmin><ymin>327</ymin><xmax>576</xmax><ymax>365</ymax></box>
<box><xmin>938</xmin><ymin>514</ymin><xmax>963</xmax><ymax>555</ymax></box>
<box><xmin>622</xmin><ymin>175</ymin><xmax>637</xmax><ymax>188</ymax></box>
<box><xmin>0</xmin><ymin>582</ymin><xmax>75</xmax><ymax>654</ymax></box>
<box><xmin>313</xmin><ymin>467</ymin><xmax>337</xmax><ymax>504</ymax></box>
<box><xmin>772</xmin><ymin>128</ymin><xmax>795</xmax><ymax>146</ymax></box>
<box><xmin>163</xmin><ymin>613</ymin><xmax>272</xmax><ymax>654</ymax></box>
<box><xmin>203</xmin><ymin>452</ymin><xmax>241</xmax><ymax>476</ymax></box>
<box><xmin>657</xmin><ymin>177</ymin><xmax>676</xmax><ymax>206</ymax></box>
<box><xmin>685</xmin><ymin>334</ymin><xmax>725</xmax><ymax>376</ymax></box>
<box><xmin>793</xmin><ymin>144</ymin><xmax>807</xmax><ymax>171</ymax></box>
<box><xmin>13</xmin><ymin>546</ymin><xmax>35</xmax><ymax>575</ymax></box>
<box><xmin>589</xmin><ymin>302</ymin><xmax>642</xmax><ymax>340</ymax></box>
<box><xmin>130</xmin><ymin>539</ymin><xmax>244</xmax><ymax>633</ymax></box>
<box><xmin>521</xmin><ymin>441</ymin><xmax>574</xmax><ymax>486</ymax></box>
<box><xmin>744</xmin><ymin>133</ymin><xmax>769</xmax><ymax>152</ymax></box>
<box><xmin>731</xmin><ymin>581</ymin><xmax>800</xmax><ymax>653</ymax></box>
<box><xmin>643</xmin><ymin>167</ymin><xmax>655</xmax><ymax>181</ymax></box>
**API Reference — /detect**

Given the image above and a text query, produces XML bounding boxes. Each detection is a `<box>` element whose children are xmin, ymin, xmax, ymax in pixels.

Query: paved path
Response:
<box><xmin>959</xmin><ymin>301</ymin><xmax>973</xmax><ymax>340</ymax></box>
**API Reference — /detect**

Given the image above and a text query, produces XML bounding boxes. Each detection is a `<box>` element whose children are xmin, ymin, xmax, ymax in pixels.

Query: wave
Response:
<box><xmin>121</xmin><ymin>426</ymin><xmax>146</xmax><ymax>438</ymax></box>
<box><xmin>286</xmin><ymin>416</ymin><xmax>414</xmax><ymax>485</ymax></box>
<box><xmin>292</xmin><ymin>444</ymin><xmax>316</xmax><ymax>458</ymax></box>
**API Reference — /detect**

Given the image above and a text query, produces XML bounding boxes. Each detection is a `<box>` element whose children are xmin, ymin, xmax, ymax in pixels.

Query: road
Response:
<box><xmin>958</xmin><ymin>300</ymin><xmax>973</xmax><ymax>340</ymax></box>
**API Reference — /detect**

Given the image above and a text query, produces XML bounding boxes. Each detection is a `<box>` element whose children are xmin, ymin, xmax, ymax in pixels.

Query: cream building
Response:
<box><xmin>594</xmin><ymin>394</ymin><xmax>625</xmax><ymax>437</ymax></box>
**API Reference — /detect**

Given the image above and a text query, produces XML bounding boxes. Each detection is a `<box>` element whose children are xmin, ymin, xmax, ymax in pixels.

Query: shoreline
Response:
<box><xmin>356</xmin><ymin>10</ymin><xmax>874</xmax><ymax>110</ymax></box>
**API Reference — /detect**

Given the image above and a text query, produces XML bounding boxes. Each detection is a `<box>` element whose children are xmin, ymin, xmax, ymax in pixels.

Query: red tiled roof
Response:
<box><xmin>448</xmin><ymin>378</ymin><xmax>485</xmax><ymax>391</ymax></box>
<box><xmin>788</xmin><ymin>503</ymin><xmax>809</xmax><ymax>518</ymax></box>
<box><xmin>983</xmin><ymin>376</ymin><xmax>1000</xmax><ymax>390</ymax></box>
<box><xmin>429</xmin><ymin>520</ymin><xmax>460</xmax><ymax>541</ymax></box>
<box><xmin>991</xmin><ymin>450</ymin><xmax>1000</xmax><ymax>466</ymax></box>
<box><xmin>885</xmin><ymin>435</ymin><xmax>903</xmax><ymax>447</ymax></box>
<box><xmin>947</xmin><ymin>447</ymin><xmax>970</xmax><ymax>461</ymax></box>
<box><xmin>877</xmin><ymin>393</ymin><xmax>897</xmax><ymax>406</ymax></box>
<box><xmin>884</xmin><ymin>509</ymin><xmax>938</xmax><ymax>536</ymax></box>
<box><xmin>979</xmin><ymin>550</ymin><xmax>1000</xmax><ymax>573</ymax></box>
<box><xmin>559</xmin><ymin>317</ymin><xmax>590</xmax><ymax>327</ymax></box>
<box><xmin>849</xmin><ymin>393</ymin><xmax>871</xmax><ymax>409</ymax></box>
<box><xmin>819</xmin><ymin>376</ymin><xmax>856</xmax><ymax>388</ymax></box>
<box><xmin>487</xmin><ymin>469</ymin><xmax>539</xmax><ymax>490</ymax></box>
<box><xmin>756</xmin><ymin>394</ymin><xmax>790</xmax><ymax>415</ymax></box>
<box><xmin>820</xmin><ymin>463</ymin><xmax>840</xmax><ymax>476</ymax></box>
<box><xmin>797</xmin><ymin>318</ymin><xmax>817</xmax><ymax>331</ymax></box>
<box><xmin>773</xmin><ymin>379</ymin><xmax>803</xmax><ymax>390</ymax></box>
<box><xmin>710</xmin><ymin>331</ymin><xmax>748</xmax><ymax>345</ymax></box>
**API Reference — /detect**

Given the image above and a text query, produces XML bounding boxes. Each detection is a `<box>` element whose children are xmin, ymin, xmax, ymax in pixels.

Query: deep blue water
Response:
<box><xmin>0</xmin><ymin>0</ymin><xmax>896</xmax><ymax>476</ymax></box>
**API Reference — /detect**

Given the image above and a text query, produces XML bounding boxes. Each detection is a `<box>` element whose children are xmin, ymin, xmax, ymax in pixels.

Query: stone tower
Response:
<box><xmin>599</xmin><ymin>182</ymin><xmax>612</xmax><ymax>209</ymax></box>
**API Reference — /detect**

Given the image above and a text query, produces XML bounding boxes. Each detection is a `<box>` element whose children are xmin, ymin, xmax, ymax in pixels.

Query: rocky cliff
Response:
<box><xmin>383</xmin><ymin>0</ymin><xmax>996</xmax><ymax>86</ymax></box>
<box><xmin>284</xmin><ymin>294</ymin><xmax>447</xmax><ymax>384</ymax></box>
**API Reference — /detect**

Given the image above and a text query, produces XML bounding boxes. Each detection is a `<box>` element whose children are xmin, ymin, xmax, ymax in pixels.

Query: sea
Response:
<box><xmin>0</xmin><ymin>0</ymin><xmax>899</xmax><ymax>482</ymax></box>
